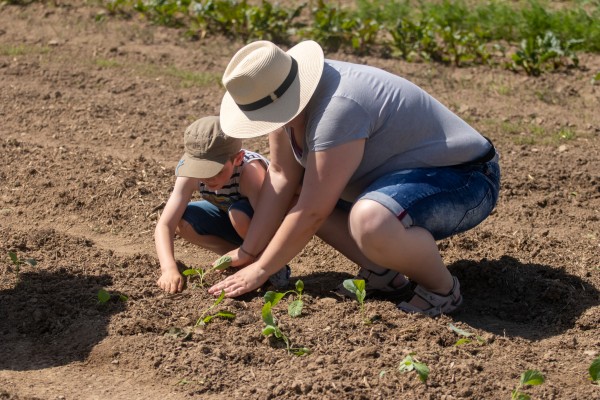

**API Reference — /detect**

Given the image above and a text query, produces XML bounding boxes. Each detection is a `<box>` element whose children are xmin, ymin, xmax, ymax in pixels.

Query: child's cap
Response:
<box><xmin>175</xmin><ymin>116</ymin><xmax>242</xmax><ymax>179</ymax></box>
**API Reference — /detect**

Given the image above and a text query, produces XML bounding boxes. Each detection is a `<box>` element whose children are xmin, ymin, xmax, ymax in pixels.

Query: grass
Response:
<box><xmin>0</xmin><ymin>44</ymin><xmax>49</xmax><ymax>56</ymax></box>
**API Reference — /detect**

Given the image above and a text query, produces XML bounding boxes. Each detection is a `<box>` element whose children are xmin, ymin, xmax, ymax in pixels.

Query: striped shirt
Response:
<box><xmin>198</xmin><ymin>150</ymin><xmax>268</xmax><ymax>212</ymax></box>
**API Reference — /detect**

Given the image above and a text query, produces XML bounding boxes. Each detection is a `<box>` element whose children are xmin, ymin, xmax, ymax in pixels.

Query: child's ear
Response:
<box><xmin>233</xmin><ymin>150</ymin><xmax>245</xmax><ymax>166</ymax></box>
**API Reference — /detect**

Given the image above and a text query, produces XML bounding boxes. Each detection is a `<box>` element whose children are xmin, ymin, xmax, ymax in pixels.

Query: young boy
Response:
<box><xmin>155</xmin><ymin>116</ymin><xmax>290</xmax><ymax>294</ymax></box>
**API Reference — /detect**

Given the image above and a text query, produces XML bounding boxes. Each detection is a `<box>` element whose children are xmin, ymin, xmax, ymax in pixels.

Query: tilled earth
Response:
<box><xmin>0</xmin><ymin>2</ymin><xmax>599</xmax><ymax>399</ymax></box>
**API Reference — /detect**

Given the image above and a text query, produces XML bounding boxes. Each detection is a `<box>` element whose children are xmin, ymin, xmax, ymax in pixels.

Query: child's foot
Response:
<box><xmin>268</xmin><ymin>265</ymin><xmax>291</xmax><ymax>289</ymax></box>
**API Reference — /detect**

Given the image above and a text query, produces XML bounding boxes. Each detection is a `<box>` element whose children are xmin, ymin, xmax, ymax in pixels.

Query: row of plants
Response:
<box><xmin>7</xmin><ymin>249</ymin><xmax>600</xmax><ymax>395</ymax></box>
<box><xmin>94</xmin><ymin>0</ymin><xmax>600</xmax><ymax>76</ymax></box>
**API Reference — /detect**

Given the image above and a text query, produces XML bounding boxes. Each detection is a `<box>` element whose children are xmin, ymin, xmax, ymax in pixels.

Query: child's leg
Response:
<box><xmin>178</xmin><ymin>200</ymin><xmax>242</xmax><ymax>254</ymax></box>
<box><xmin>228</xmin><ymin>200</ymin><xmax>253</xmax><ymax>239</ymax></box>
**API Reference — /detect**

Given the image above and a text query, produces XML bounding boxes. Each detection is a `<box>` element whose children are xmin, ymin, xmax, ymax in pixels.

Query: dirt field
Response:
<box><xmin>1</xmin><ymin>2</ymin><xmax>599</xmax><ymax>399</ymax></box>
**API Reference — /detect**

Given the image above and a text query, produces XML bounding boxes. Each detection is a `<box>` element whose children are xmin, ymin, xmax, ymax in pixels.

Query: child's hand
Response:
<box><xmin>157</xmin><ymin>270</ymin><xmax>184</xmax><ymax>294</ymax></box>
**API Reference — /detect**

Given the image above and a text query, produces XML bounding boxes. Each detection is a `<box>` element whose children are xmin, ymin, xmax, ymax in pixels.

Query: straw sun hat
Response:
<box><xmin>219</xmin><ymin>40</ymin><xmax>324</xmax><ymax>139</ymax></box>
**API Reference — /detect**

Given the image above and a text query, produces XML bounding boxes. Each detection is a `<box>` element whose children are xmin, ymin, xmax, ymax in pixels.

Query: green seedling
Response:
<box><xmin>448</xmin><ymin>323</ymin><xmax>486</xmax><ymax>346</ymax></box>
<box><xmin>261</xmin><ymin>301</ymin><xmax>310</xmax><ymax>356</ymax></box>
<box><xmin>183</xmin><ymin>255</ymin><xmax>232</xmax><ymax>287</ymax></box>
<box><xmin>7</xmin><ymin>251</ymin><xmax>37</xmax><ymax>279</ymax></box>
<box><xmin>589</xmin><ymin>356</ymin><xmax>600</xmax><ymax>384</ymax></box>
<box><xmin>264</xmin><ymin>279</ymin><xmax>304</xmax><ymax>317</ymax></box>
<box><xmin>97</xmin><ymin>288</ymin><xmax>128</xmax><ymax>304</ymax></box>
<box><xmin>343</xmin><ymin>278</ymin><xmax>377</xmax><ymax>324</ymax></box>
<box><xmin>195</xmin><ymin>290</ymin><xmax>235</xmax><ymax>327</ymax></box>
<box><xmin>398</xmin><ymin>353</ymin><xmax>430</xmax><ymax>383</ymax></box>
<box><xmin>511</xmin><ymin>369</ymin><xmax>545</xmax><ymax>400</ymax></box>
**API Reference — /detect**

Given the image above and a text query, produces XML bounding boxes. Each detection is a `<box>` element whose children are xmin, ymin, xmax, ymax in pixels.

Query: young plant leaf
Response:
<box><xmin>212</xmin><ymin>255</ymin><xmax>232</xmax><ymax>270</ymax></box>
<box><xmin>264</xmin><ymin>291</ymin><xmax>286</xmax><ymax>307</ymax></box>
<box><xmin>449</xmin><ymin>323</ymin><xmax>473</xmax><ymax>337</ymax></box>
<box><xmin>398</xmin><ymin>353</ymin><xmax>429</xmax><ymax>383</ymax></box>
<box><xmin>97</xmin><ymin>289</ymin><xmax>111</xmax><ymax>304</ymax></box>
<box><xmin>295</xmin><ymin>279</ymin><xmax>304</xmax><ymax>294</ymax></box>
<box><xmin>588</xmin><ymin>356</ymin><xmax>600</xmax><ymax>383</ymax></box>
<box><xmin>182</xmin><ymin>268</ymin><xmax>200</xmax><ymax>276</ymax></box>
<box><xmin>8</xmin><ymin>251</ymin><xmax>18</xmax><ymax>264</ymax></box>
<box><xmin>261</xmin><ymin>301</ymin><xmax>276</xmax><ymax>326</ymax></box>
<box><xmin>25</xmin><ymin>258</ymin><xmax>37</xmax><ymax>267</ymax></box>
<box><xmin>288</xmin><ymin>299</ymin><xmax>303</xmax><ymax>317</ymax></box>
<box><xmin>520</xmin><ymin>370</ymin><xmax>545</xmax><ymax>386</ymax></box>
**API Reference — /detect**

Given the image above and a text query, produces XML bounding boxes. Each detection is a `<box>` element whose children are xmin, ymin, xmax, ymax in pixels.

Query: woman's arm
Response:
<box><xmin>155</xmin><ymin>177</ymin><xmax>197</xmax><ymax>293</ymax></box>
<box><xmin>209</xmin><ymin>138</ymin><xmax>365</xmax><ymax>297</ymax></box>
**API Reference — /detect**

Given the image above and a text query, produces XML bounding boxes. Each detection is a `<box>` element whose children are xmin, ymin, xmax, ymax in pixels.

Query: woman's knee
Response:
<box><xmin>349</xmin><ymin>200</ymin><xmax>394</xmax><ymax>245</ymax></box>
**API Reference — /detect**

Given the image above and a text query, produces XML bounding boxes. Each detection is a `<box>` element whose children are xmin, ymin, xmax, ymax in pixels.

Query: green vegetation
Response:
<box><xmin>261</xmin><ymin>300</ymin><xmax>310</xmax><ymax>356</ymax></box>
<box><xmin>590</xmin><ymin>356</ymin><xmax>600</xmax><ymax>384</ymax></box>
<box><xmin>97</xmin><ymin>288</ymin><xmax>128</xmax><ymax>304</ymax></box>
<box><xmin>448</xmin><ymin>323</ymin><xmax>486</xmax><ymax>346</ymax></box>
<box><xmin>264</xmin><ymin>279</ymin><xmax>304</xmax><ymax>317</ymax></box>
<box><xmin>94</xmin><ymin>0</ymin><xmax>600</xmax><ymax>75</ymax></box>
<box><xmin>183</xmin><ymin>255</ymin><xmax>232</xmax><ymax>287</ymax></box>
<box><xmin>7</xmin><ymin>251</ymin><xmax>37</xmax><ymax>279</ymax></box>
<box><xmin>398</xmin><ymin>353</ymin><xmax>430</xmax><ymax>383</ymax></box>
<box><xmin>195</xmin><ymin>290</ymin><xmax>236</xmax><ymax>327</ymax></box>
<box><xmin>512</xmin><ymin>369</ymin><xmax>545</xmax><ymax>400</ymax></box>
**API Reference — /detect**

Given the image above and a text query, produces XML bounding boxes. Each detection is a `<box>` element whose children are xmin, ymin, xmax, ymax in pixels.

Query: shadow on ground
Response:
<box><xmin>0</xmin><ymin>270</ymin><xmax>126</xmax><ymax>371</ymax></box>
<box><xmin>451</xmin><ymin>255</ymin><xmax>599</xmax><ymax>340</ymax></box>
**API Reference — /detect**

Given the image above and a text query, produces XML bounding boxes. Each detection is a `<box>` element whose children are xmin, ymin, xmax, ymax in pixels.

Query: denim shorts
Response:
<box><xmin>346</xmin><ymin>158</ymin><xmax>500</xmax><ymax>241</ymax></box>
<box><xmin>181</xmin><ymin>199</ymin><xmax>254</xmax><ymax>245</ymax></box>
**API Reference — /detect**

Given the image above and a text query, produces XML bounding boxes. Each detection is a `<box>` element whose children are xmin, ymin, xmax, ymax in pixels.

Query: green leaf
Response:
<box><xmin>513</xmin><ymin>392</ymin><xmax>530</xmax><ymax>400</ymax></box>
<box><xmin>291</xmin><ymin>347</ymin><xmax>311</xmax><ymax>356</ymax></box>
<box><xmin>118</xmin><ymin>294</ymin><xmax>128</xmax><ymax>302</ymax></box>
<box><xmin>342</xmin><ymin>279</ymin><xmax>357</xmax><ymax>294</ymax></box>
<box><xmin>25</xmin><ymin>258</ymin><xmax>37</xmax><ymax>267</ymax></box>
<box><xmin>182</xmin><ymin>269</ymin><xmax>200</xmax><ymax>276</ymax></box>
<box><xmin>288</xmin><ymin>299</ymin><xmax>303</xmax><ymax>317</ymax></box>
<box><xmin>295</xmin><ymin>279</ymin><xmax>304</xmax><ymax>294</ymax></box>
<box><xmin>213</xmin><ymin>290</ymin><xmax>226</xmax><ymax>307</ymax></box>
<box><xmin>455</xmin><ymin>338</ymin><xmax>472</xmax><ymax>346</ymax></box>
<box><xmin>262</xmin><ymin>325</ymin><xmax>276</xmax><ymax>336</ymax></box>
<box><xmin>449</xmin><ymin>323</ymin><xmax>473</xmax><ymax>337</ymax></box>
<box><xmin>8</xmin><ymin>251</ymin><xmax>18</xmax><ymax>264</ymax></box>
<box><xmin>261</xmin><ymin>302</ymin><xmax>276</xmax><ymax>326</ymax></box>
<box><xmin>263</xmin><ymin>291</ymin><xmax>286</xmax><ymax>307</ymax></box>
<box><xmin>589</xmin><ymin>356</ymin><xmax>600</xmax><ymax>382</ymax></box>
<box><xmin>413</xmin><ymin>361</ymin><xmax>430</xmax><ymax>383</ymax></box>
<box><xmin>520</xmin><ymin>370</ymin><xmax>545</xmax><ymax>386</ymax></box>
<box><xmin>353</xmin><ymin>279</ymin><xmax>366</xmax><ymax>292</ymax></box>
<box><xmin>97</xmin><ymin>289</ymin><xmax>111</xmax><ymax>304</ymax></box>
<box><xmin>212</xmin><ymin>255</ymin><xmax>232</xmax><ymax>270</ymax></box>
<box><xmin>214</xmin><ymin>311</ymin><xmax>236</xmax><ymax>320</ymax></box>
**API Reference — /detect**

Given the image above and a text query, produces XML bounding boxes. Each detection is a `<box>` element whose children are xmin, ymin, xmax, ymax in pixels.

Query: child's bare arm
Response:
<box><xmin>238</xmin><ymin>159</ymin><xmax>267</xmax><ymax>211</ymax></box>
<box><xmin>155</xmin><ymin>177</ymin><xmax>196</xmax><ymax>293</ymax></box>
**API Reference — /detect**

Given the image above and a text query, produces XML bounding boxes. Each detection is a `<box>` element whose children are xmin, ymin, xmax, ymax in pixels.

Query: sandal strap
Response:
<box><xmin>356</xmin><ymin>267</ymin><xmax>400</xmax><ymax>290</ymax></box>
<box><xmin>398</xmin><ymin>276</ymin><xmax>463</xmax><ymax>317</ymax></box>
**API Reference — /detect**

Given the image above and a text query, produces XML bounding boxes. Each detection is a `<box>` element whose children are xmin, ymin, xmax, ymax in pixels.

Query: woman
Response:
<box><xmin>208</xmin><ymin>40</ymin><xmax>500</xmax><ymax>316</ymax></box>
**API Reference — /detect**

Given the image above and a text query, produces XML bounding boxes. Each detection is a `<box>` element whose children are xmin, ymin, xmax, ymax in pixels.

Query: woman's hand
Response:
<box><xmin>218</xmin><ymin>247</ymin><xmax>256</xmax><ymax>269</ymax></box>
<box><xmin>208</xmin><ymin>263</ymin><xmax>269</xmax><ymax>297</ymax></box>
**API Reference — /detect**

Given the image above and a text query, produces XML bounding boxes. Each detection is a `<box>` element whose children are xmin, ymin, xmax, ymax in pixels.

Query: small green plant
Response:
<box><xmin>398</xmin><ymin>353</ymin><xmax>430</xmax><ymax>383</ymax></box>
<box><xmin>589</xmin><ymin>356</ymin><xmax>600</xmax><ymax>384</ymax></box>
<box><xmin>264</xmin><ymin>279</ymin><xmax>304</xmax><ymax>317</ymax></box>
<box><xmin>448</xmin><ymin>323</ymin><xmax>486</xmax><ymax>346</ymax></box>
<box><xmin>343</xmin><ymin>278</ymin><xmax>377</xmax><ymax>324</ymax></box>
<box><xmin>195</xmin><ymin>290</ymin><xmax>236</xmax><ymax>327</ymax></box>
<box><xmin>511</xmin><ymin>31</ymin><xmax>582</xmax><ymax>76</ymax></box>
<box><xmin>261</xmin><ymin>301</ymin><xmax>310</xmax><ymax>356</ymax></box>
<box><xmin>511</xmin><ymin>369</ymin><xmax>545</xmax><ymax>400</ymax></box>
<box><xmin>97</xmin><ymin>288</ymin><xmax>128</xmax><ymax>304</ymax></box>
<box><xmin>183</xmin><ymin>255</ymin><xmax>232</xmax><ymax>287</ymax></box>
<box><xmin>7</xmin><ymin>251</ymin><xmax>37</xmax><ymax>279</ymax></box>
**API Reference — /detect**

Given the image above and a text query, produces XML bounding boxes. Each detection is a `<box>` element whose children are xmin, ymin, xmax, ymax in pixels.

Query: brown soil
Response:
<box><xmin>1</xmin><ymin>2</ymin><xmax>599</xmax><ymax>399</ymax></box>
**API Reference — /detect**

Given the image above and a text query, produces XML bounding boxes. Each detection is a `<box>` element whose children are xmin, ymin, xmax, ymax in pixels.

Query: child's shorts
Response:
<box><xmin>181</xmin><ymin>199</ymin><xmax>254</xmax><ymax>245</ymax></box>
<box><xmin>340</xmin><ymin>158</ymin><xmax>500</xmax><ymax>241</ymax></box>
